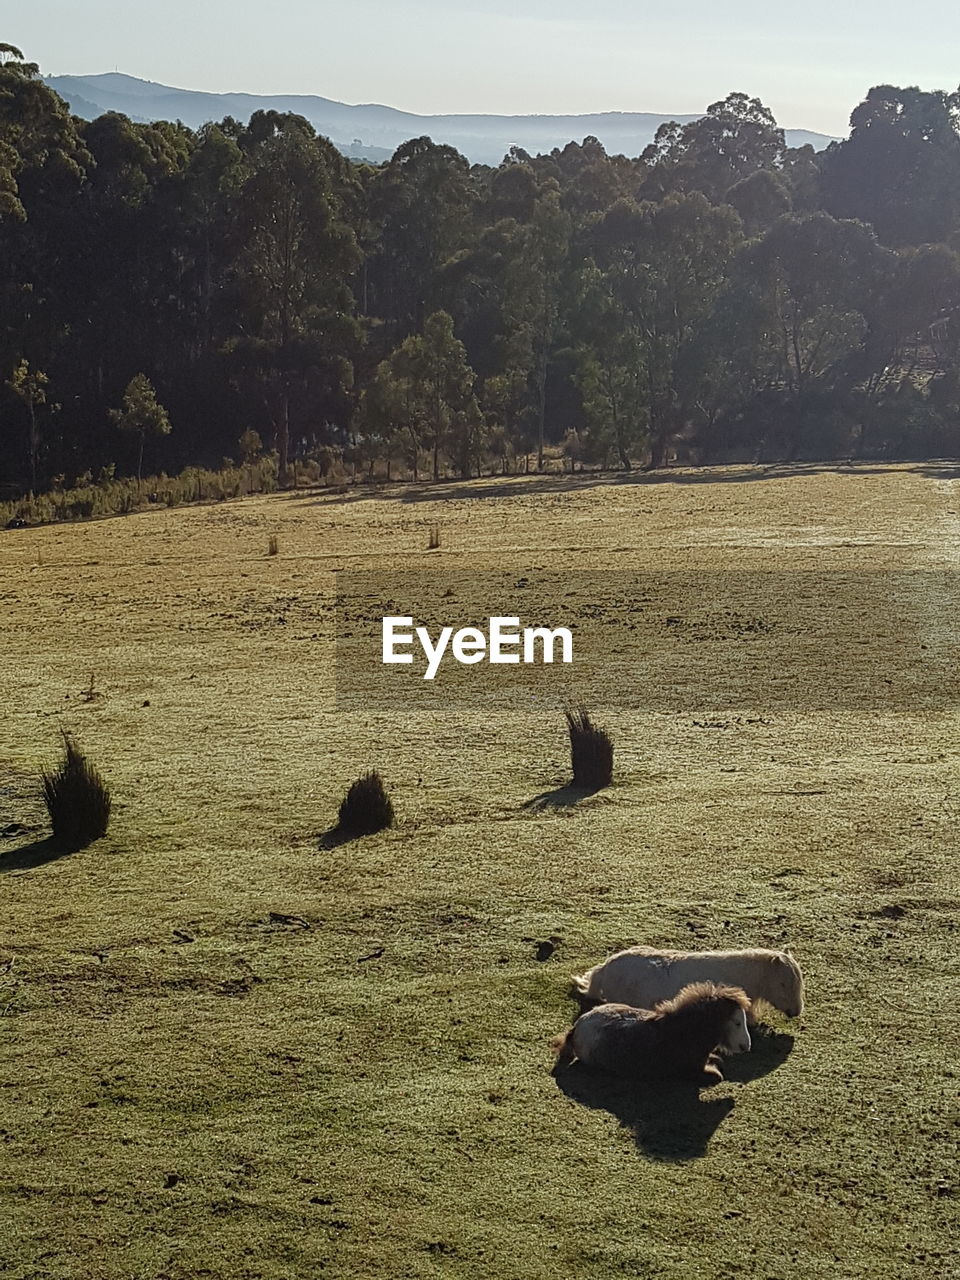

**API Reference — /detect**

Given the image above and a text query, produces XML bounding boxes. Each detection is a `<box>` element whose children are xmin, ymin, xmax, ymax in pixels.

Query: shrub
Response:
<box><xmin>0</xmin><ymin>453</ymin><xmax>288</xmax><ymax>531</ymax></box>
<box><xmin>565</xmin><ymin>707</ymin><xmax>614</xmax><ymax>789</ymax></box>
<box><xmin>41</xmin><ymin>734</ymin><xmax>112</xmax><ymax>850</ymax></box>
<box><xmin>337</xmin><ymin>771</ymin><xmax>394</xmax><ymax>836</ymax></box>
<box><xmin>239</xmin><ymin>429</ymin><xmax>263</xmax><ymax>464</ymax></box>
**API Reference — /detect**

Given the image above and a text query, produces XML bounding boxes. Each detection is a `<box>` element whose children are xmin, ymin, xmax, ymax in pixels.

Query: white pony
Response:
<box><xmin>572</xmin><ymin>946</ymin><xmax>804</xmax><ymax>1021</ymax></box>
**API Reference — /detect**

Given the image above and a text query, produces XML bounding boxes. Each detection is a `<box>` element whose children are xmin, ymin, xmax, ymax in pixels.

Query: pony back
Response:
<box><xmin>572</xmin><ymin>946</ymin><xmax>803</xmax><ymax>1018</ymax></box>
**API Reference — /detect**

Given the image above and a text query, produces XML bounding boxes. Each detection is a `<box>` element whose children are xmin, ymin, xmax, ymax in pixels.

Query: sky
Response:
<box><xmin>12</xmin><ymin>0</ymin><xmax>960</xmax><ymax>136</ymax></box>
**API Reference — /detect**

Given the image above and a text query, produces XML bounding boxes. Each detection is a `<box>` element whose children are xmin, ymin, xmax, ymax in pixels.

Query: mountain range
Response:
<box><xmin>44</xmin><ymin>73</ymin><xmax>836</xmax><ymax>166</ymax></box>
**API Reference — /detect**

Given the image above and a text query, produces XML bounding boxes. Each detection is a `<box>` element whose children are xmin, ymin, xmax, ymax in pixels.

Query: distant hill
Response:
<box><xmin>45</xmin><ymin>73</ymin><xmax>837</xmax><ymax>165</ymax></box>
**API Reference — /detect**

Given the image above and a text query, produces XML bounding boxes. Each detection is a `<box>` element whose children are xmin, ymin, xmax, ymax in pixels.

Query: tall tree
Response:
<box><xmin>110</xmin><ymin>373</ymin><xmax>172</xmax><ymax>482</ymax></box>
<box><xmin>819</xmin><ymin>85</ymin><xmax>960</xmax><ymax>246</ymax></box>
<box><xmin>575</xmin><ymin>193</ymin><xmax>744</xmax><ymax>467</ymax></box>
<box><xmin>743</xmin><ymin>213</ymin><xmax>892</xmax><ymax>400</ymax></box>
<box><xmin>365</xmin><ymin>311</ymin><xmax>481</xmax><ymax>480</ymax></box>
<box><xmin>450</xmin><ymin>171</ymin><xmax>570</xmax><ymax>467</ymax></box>
<box><xmin>365</xmin><ymin>137</ymin><xmax>474</xmax><ymax>335</ymax></box>
<box><xmin>6</xmin><ymin>358</ymin><xmax>49</xmax><ymax>490</ymax></box>
<box><xmin>228</xmin><ymin>112</ymin><xmax>360</xmax><ymax>483</ymax></box>
<box><xmin>0</xmin><ymin>44</ymin><xmax>86</xmax><ymax>223</ymax></box>
<box><xmin>641</xmin><ymin>93</ymin><xmax>786</xmax><ymax>204</ymax></box>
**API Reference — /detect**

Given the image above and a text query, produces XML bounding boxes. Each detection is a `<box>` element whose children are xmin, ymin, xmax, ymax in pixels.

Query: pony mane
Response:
<box><xmin>729</xmin><ymin>948</ymin><xmax>791</xmax><ymax>964</ymax></box>
<box><xmin>658</xmin><ymin>981</ymin><xmax>751</xmax><ymax>1016</ymax></box>
<box><xmin>778</xmin><ymin>951</ymin><xmax>803</xmax><ymax>977</ymax></box>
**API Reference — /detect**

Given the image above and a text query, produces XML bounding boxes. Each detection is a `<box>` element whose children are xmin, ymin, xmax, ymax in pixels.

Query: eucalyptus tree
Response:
<box><xmin>110</xmin><ymin>373</ymin><xmax>172</xmax><ymax>482</ymax></box>
<box><xmin>364</xmin><ymin>136</ymin><xmax>476</xmax><ymax>336</ymax></box>
<box><xmin>740</xmin><ymin>212</ymin><xmax>893</xmax><ymax>402</ymax></box>
<box><xmin>366</xmin><ymin>311</ymin><xmax>481</xmax><ymax>480</ymax></box>
<box><xmin>820</xmin><ymin>85</ymin><xmax>960</xmax><ymax>247</ymax></box>
<box><xmin>641</xmin><ymin>93</ymin><xmax>786</xmax><ymax>204</ymax></box>
<box><xmin>228</xmin><ymin>112</ymin><xmax>361</xmax><ymax>483</ymax></box>
<box><xmin>451</xmin><ymin>167</ymin><xmax>571</xmax><ymax>467</ymax></box>
<box><xmin>0</xmin><ymin>44</ymin><xmax>87</xmax><ymax>223</ymax></box>
<box><xmin>575</xmin><ymin>192</ymin><xmax>744</xmax><ymax>468</ymax></box>
<box><xmin>6</xmin><ymin>358</ymin><xmax>50</xmax><ymax>490</ymax></box>
<box><xmin>0</xmin><ymin>47</ymin><xmax>90</xmax><ymax>487</ymax></box>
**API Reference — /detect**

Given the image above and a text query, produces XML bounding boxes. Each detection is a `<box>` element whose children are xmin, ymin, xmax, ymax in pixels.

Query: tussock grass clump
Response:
<box><xmin>565</xmin><ymin>706</ymin><xmax>614</xmax><ymax>789</ymax></box>
<box><xmin>337</xmin><ymin>770</ymin><xmax>394</xmax><ymax>836</ymax></box>
<box><xmin>41</xmin><ymin>734</ymin><xmax>112</xmax><ymax>850</ymax></box>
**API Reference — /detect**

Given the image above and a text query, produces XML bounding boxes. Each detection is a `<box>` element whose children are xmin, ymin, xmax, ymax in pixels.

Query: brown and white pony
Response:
<box><xmin>552</xmin><ymin>981</ymin><xmax>752</xmax><ymax>1083</ymax></box>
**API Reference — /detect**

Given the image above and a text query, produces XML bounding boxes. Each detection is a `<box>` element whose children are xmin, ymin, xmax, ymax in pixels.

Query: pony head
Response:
<box><xmin>668</xmin><ymin>982</ymin><xmax>753</xmax><ymax>1055</ymax></box>
<box><xmin>772</xmin><ymin>952</ymin><xmax>804</xmax><ymax>1018</ymax></box>
<box><xmin>719</xmin><ymin>1004</ymin><xmax>752</xmax><ymax>1055</ymax></box>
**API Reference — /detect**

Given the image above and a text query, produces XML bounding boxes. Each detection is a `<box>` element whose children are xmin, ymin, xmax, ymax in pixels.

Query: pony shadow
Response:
<box><xmin>0</xmin><ymin>836</ymin><xmax>71</xmax><ymax>872</ymax></box>
<box><xmin>524</xmin><ymin>783</ymin><xmax>601</xmax><ymax>811</ymax></box>
<box><xmin>554</xmin><ymin>1064</ymin><xmax>735</xmax><ymax>1162</ymax></box>
<box><xmin>723</xmin><ymin>1026</ymin><xmax>795</xmax><ymax>1082</ymax></box>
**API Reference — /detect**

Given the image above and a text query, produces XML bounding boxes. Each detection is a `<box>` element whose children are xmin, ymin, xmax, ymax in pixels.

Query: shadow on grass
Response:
<box><xmin>272</xmin><ymin>460</ymin><xmax>960</xmax><ymax>510</ymax></box>
<box><xmin>554</xmin><ymin>1064</ymin><xmax>735</xmax><ymax>1162</ymax></box>
<box><xmin>0</xmin><ymin>836</ymin><xmax>71</xmax><ymax>872</ymax></box>
<box><xmin>319</xmin><ymin>823</ymin><xmax>391</xmax><ymax>849</ymax></box>
<box><xmin>318</xmin><ymin>825</ymin><xmax>355</xmax><ymax>850</ymax></box>
<box><xmin>723</xmin><ymin>1025</ymin><xmax>795</xmax><ymax>1082</ymax></box>
<box><xmin>553</xmin><ymin>1027</ymin><xmax>794</xmax><ymax>1160</ymax></box>
<box><xmin>524</xmin><ymin>783</ymin><xmax>602</xmax><ymax>811</ymax></box>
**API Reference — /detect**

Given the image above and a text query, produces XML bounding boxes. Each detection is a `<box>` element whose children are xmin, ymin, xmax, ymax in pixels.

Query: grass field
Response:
<box><xmin>2</xmin><ymin>463</ymin><xmax>960</xmax><ymax>1279</ymax></box>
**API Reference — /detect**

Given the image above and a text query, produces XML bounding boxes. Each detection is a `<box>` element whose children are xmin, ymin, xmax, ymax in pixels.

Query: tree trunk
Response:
<box><xmin>645</xmin><ymin>428</ymin><xmax>669</xmax><ymax>471</ymax></box>
<box><xmin>278</xmin><ymin>384</ymin><xmax>290</xmax><ymax>487</ymax></box>
<box><xmin>27</xmin><ymin>399</ymin><xmax>38</xmax><ymax>494</ymax></box>
<box><xmin>536</xmin><ymin>350</ymin><xmax>547</xmax><ymax>471</ymax></box>
<box><xmin>612</xmin><ymin>403</ymin><xmax>631</xmax><ymax>472</ymax></box>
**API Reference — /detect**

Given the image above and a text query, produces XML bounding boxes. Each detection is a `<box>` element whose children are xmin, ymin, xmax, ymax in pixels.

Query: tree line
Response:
<box><xmin>3</xmin><ymin>42</ymin><xmax>960</xmax><ymax>501</ymax></box>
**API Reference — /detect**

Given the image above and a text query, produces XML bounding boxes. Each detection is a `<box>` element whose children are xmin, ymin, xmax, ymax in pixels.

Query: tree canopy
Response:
<box><xmin>3</xmin><ymin>56</ymin><xmax>960</xmax><ymax>506</ymax></box>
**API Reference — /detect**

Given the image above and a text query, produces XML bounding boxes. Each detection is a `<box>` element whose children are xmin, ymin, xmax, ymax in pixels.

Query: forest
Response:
<box><xmin>3</xmin><ymin>41</ymin><xmax>960</xmax><ymax>508</ymax></box>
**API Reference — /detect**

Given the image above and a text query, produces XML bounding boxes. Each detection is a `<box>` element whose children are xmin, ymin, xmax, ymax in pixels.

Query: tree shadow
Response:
<box><xmin>0</xmin><ymin>836</ymin><xmax>72</xmax><ymax>873</ymax></box>
<box><xmin>554</xmin><ymin>1064</ymin><xmax>736</xmax><ymax>1162</ymax></box>
<box><xmin>273</xmin><ymin>460</ymin><xmax>960</xmax><ymax>511</ymax></box>
<box><xmin>523</xmin><ymin>783</ymin><xmax>602</xmax><ymax>811</ymax></box>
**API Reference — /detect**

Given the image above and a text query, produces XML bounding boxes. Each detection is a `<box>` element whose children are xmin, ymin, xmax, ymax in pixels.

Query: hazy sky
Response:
<box><xmin>13</xmin><ymin>0</ymin><xmax>960</xmax><ymax>135</ymax></box>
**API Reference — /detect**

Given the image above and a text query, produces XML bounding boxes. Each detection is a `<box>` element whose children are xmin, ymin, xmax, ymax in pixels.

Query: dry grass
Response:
<box><xmin>2</xmin><ymin>463</ymin><xmax>960</xmax><ymax>1279</ymax></box>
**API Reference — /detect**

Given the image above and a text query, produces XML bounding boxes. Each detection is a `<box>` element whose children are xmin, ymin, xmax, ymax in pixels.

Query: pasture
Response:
<box><xmin>2</xmin><ymin>463</ymin><xmax>959</xmax><ymax>1279</ymax></box>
